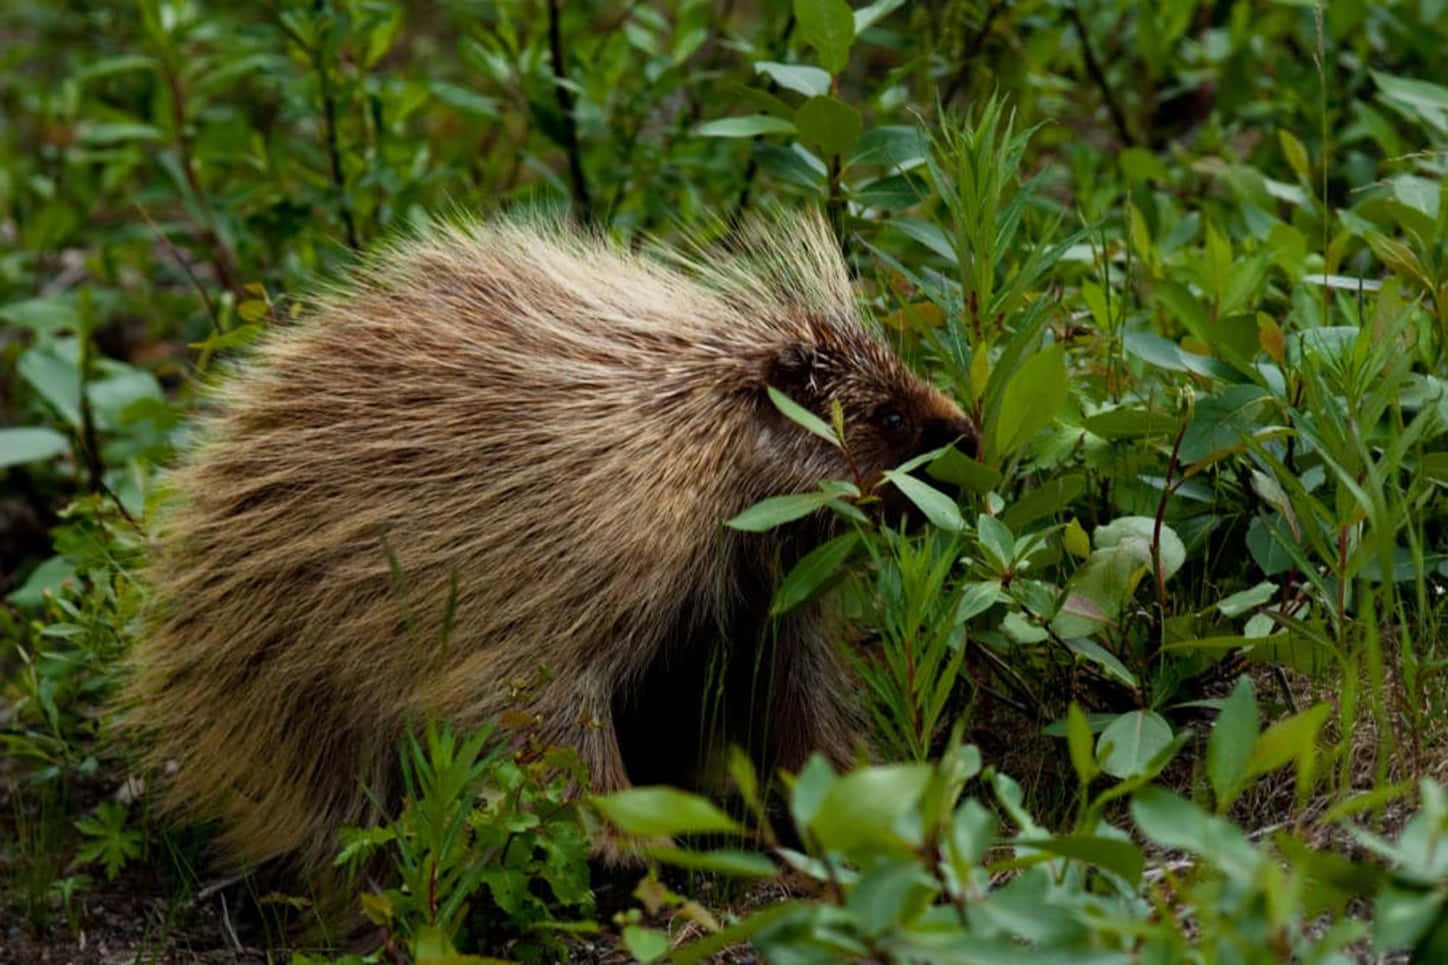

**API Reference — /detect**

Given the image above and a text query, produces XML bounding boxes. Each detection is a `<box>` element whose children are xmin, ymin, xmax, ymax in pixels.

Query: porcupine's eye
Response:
<box><xmin>873</xmin><ymin>406</ymin><xmax>910</xmax><ymax>438</ymax></box>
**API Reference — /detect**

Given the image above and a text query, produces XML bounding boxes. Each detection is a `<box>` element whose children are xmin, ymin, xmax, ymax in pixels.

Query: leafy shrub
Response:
<box><xmin>334</xmin><ymin>723</ymin><xmax>595</xmax><ymax>962</ymax></box>
<box><xmin>4</xmin><ymin>0</ymin><xmax>1448</xmax><ymax>958</ymax></box>
<box><xmin>597</xmin><ymin>684</ymin><xmax>1445</xmax><ymax>963</ymax></box>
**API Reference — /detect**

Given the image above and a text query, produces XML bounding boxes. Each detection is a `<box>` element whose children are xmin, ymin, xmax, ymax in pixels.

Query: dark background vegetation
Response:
<box><xmin>3</xmin><ymin>0</ymin><xmax>1448</xmax><ymax>961</ymax></box>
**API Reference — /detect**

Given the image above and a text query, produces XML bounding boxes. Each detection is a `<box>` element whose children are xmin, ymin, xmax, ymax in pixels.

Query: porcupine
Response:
<box><xmin>125</xmin><ymin>209</ymin><xmax>973</xmax><ymax>871</ymax></box>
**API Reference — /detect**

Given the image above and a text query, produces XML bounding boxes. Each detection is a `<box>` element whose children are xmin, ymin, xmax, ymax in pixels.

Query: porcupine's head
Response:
<box><xmin>692</xmin><ymin>212</ymin><xmax>975</xmax><ymax>508</ymax></box>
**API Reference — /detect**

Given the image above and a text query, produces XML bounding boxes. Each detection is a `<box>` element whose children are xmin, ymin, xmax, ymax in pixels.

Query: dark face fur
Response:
<box><xmin>760</xmin><ymin>335</ymin><xmax>975</xmax><ymax>497</ymax></box>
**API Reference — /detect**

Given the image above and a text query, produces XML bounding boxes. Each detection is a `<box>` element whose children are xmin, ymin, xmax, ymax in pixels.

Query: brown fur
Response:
<box><xmin>125</xmin><ymin>210</ymin><xmax>971</xmax><ymax>871</ymax></box>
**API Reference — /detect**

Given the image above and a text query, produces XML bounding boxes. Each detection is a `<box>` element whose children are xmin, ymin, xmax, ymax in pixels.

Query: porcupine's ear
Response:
<box><xmin>763</xmin><ymin>341</ymin><xmax>825</xmax><ymax>407</ymax></box>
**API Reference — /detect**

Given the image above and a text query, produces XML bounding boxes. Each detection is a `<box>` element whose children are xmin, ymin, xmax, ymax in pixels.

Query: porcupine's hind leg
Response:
<box><xmin>524</xmin><ymin>676</ymin><xmax>655</xmax><ymax>865</ymax></box>
<box><xmin>761</xmin><ymin>611</ymin><xmax>872</xmax><ymax>777</ymax></box>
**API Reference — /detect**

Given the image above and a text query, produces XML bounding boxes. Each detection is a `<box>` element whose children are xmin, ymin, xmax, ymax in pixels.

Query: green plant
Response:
<box><xmin>596</xmin><ymin>682</ymin><xmax>1439</xmax><ymax>963</ymax></box>
<box><xmin>334</xmin><ymin>722</ymin><xmax>595</xmax><ymax>962</ymax></box>
<box><xmin>5</xmin><ymin>0</ymin><xmax>1448</xmax><ymax>956</ymax></box>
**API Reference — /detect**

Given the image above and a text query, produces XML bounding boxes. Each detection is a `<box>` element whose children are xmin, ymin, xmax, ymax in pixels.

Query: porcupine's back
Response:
<box><xmin>126</xmin><ymin>212</ymin><xmax>877</xmax><ymax>869</ymax></box>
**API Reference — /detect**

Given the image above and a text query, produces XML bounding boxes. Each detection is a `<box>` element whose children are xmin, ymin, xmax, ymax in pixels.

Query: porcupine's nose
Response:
<box><xmin>920</xmin><ymin>409</ymin><xmax>977</xmax><ymax>459</ymax></box>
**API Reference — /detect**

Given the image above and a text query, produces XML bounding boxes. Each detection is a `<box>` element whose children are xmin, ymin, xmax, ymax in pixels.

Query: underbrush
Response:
<box><xmin>4</xmin><ymin>0</ymin><xmax>1448</xmax><ymax>960</ymax></box>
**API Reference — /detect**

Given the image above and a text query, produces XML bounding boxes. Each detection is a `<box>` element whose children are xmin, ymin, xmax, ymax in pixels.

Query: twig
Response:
<box><xmin>731</xmin><ymin>14</ymin><xmax>796</xmax><ymax>221</ymax></box>
<box><xmin>1066</xmin><ymin>4</ymin><xmax>1135</xmax><ymax>147</ymax></box>
<box><xmin>940</xmin><ymin>0</ymin><xmax>1010</xmax><ymax>107</ymax></box>
<box><xmin>135</xmin><ymin>202</ymin><xmax>220</xmax><ymax>331</ymax></box>
<box><xmin>270</xmin><ymin>4</ymin><xmax>360</xmax><ymax>249</ymax></box>
<box><xmin>547</xmin><ymin>0</ymin><xmax>593</xmax><ymax>218</ymax></box>
<box><xmin>313</xmin><ymin>27</ymin><xmax>360</xmax><ymax>250</ymax></box>
<box><xmin>76</xmin><ymin>330</ymin><xmax>104</xmax><ymax>493</ymax></box>
<box><xmin>157</xmin><ymin>50</ymin><xmax>244</xmax><ymax>298</ymax></box>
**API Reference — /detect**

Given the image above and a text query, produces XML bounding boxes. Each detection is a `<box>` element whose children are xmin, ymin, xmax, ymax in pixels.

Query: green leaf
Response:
<box><xmin>1119</xmin><ymin>146</ymin><xmax>1170</xmax><ymax>184</ymax></box>
<box><xmin>846</xmin><ymin>860</ymin><xmax>938</xmax><ymax>937</ymax></box>
<box><xmin>1020</xmin><ymin>834</ymin><xmax>1145</xmax><ymax>886</ymax></box>
<box><xmin>0</xmin><ymin>296</ymin><xmax>82</xmax><ymax>334</ymax></box>
<box><xmin>1000</xmin><ymin>473</ymin><xmax>1086</xmax><ymax>530</ymax></box>
<box><xmin>809</xmin><ymin>764</ymin><xmax>932</xmax><ymax>852</ymax></box>
<box><xmin>0</xmin><ymin>427</ymin><xmax>70</xmax><ymax>467</ymax></box>
<box><xmin>695</xmin><ymin>115</ymin><xmax>797</xmax><ymax>138</ymax></box>
<box><xmin>726</xmin><ymin>491</ymin><xmax>834</xmax><ymax>532</ymax></box>
<box><xmin>1216</xmin><ymin>581</ymin><xmax>1276</xmax><ymax>618</ymax></box>
<box><xmin>946</xmin><ymin>798</ymin><xmax>995</xmax><ymax>876</ymax></box>
<box><xmin>882</xmin><ymin>470</ymin><xmax>964</xmax><ymax>531</ymax></box>
<box><xmin>770</xmin><ymin>531</ymin><xmax>860</xmax><ymax>615</ymax></box>
<box><xmin>1179</xmin><ymin>384</ymin><xmax>1275</xmax><ymax>465</ymax></box>
<box><xmin>1065</xmin><ymin>703</ymin><xmax>1098</xmax><ymax>785</ymax></box>
<box><xmin>76</xmin><ymin>122</ymin><xmax>163</xmax><ymax>145</ymax></box>
<box><xmin>1245</xmin><ymin>702</ymin><xmax>1331</xmax><ymax>798</ymax></box>
<box><xmin>851</xmin><ymin>171</ymin><xmax>930</xmax><ymax>210</ymax></box>
<box><xmin>1130</xmin><ymin>787</ymin><xmax>1257</xmax><ymax>869</ymax></box>
<box><xmin>1375</xmin><ymin>885</ymin><xmax>1448</xmax><ymax>955</ymax></box>
<box><xmin>794</xmin><ymin>0</ymin><xmax>855</xmax><ymax>74</ymax></box>
<box><xmin>644</xmin><ymin>846</ymin><xmax>777</xmax><ymax>877</ymax></box>
<box><xmin>1279</xmin><ymin>129</ymin><xmax>1311</xmax><ymax>181</ymax></box>
<box><xmin>1373</xmin><ymin>70</ymin><xmax>1448</xmax><ymax>133</ymax></box>
<box><xmin>767</xmin><ymin>385</ymin><xmax>839</xmax><ymax>445</ymax></box>
<box><xmin>788</xmin><ymin>754</ymin><xmax>837</xmax><ymax>830</ymax></box>
<box><xmin>975</xmin><ymin>513</ymin><xmax>1015</xmax><ymax>569</ymax></box>
<box><xmin>622</xmin><ymin>925</ymin><xmax>672</xmax><ymax>963</ymax></box>
<box><xmin>954</xmin><ymin>580</ymin><xmax>1001</xmax><ymax>624</ymax></box>
<box><xmin>1064</xmin><ymin>637</ymin><xmax>1139</xmax><ymax>690</ymax></box>
<box><xmin>794</xmin><ymin>95</ymin><xmax>862</xmax><ymax>157</ymax></box>
<box><xmin>753</xmin><ymin>61</ymin><xmax>831</xmax><ymax>97</ymax></box>
<box><xmin>1096</xmin><ymin>710</ymin><xmax>1173</xmax><ymax>779</ymax></box>
<box><xmin>17</xmin><ymin>343</ymin><xmax>82</xmax><ymax>427</ymax></box>
<box><xmin>853</xmin><ymin>0</ymin><xmax>906</xmax><ymax>32</ymax></box>
<box><xmin>1094</xmin><ymin>515</ymin><xmax>1186</xmax><ymax>582</ymax></box>
<box><xmin>992</xmin><ymin>341</ymin><xmax>1067</xmax><ymax>459</ymax></box>
<box><xmin>848</xmin><ymin>125</ymin><xmax>929</xmax><ymax>167</ymax></box>
<box><xmin>593</xmin><ymin>787</ymin><xmax>741</xmax><ymax>837</ymax></box>
<box><xmin>1206</xmin><ymin>676</ymin><xmax>1258</xmax><ymax>810</ymax></box>
<box><xmin>5</xmin><ymin>554</ymin><xmax>75</xmax><ymax>608</ymax></box>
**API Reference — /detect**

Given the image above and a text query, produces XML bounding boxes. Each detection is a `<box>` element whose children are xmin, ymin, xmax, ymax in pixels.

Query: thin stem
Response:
<box><xmin>547</xmin><ymin>0</ymin><xmax>593</xmax><ymax>218</ymax></box>
<box><xmin>1067</xmin><ymin>4</ymin><xmax>1134</xmax><ymax>147</ymax></box>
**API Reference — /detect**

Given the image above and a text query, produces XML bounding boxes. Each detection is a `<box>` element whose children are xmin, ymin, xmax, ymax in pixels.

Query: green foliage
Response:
<box><xmin>333</xmin><ymin>724</ymin><xmax>595</xmax><ymax>962</ymax></box>
<box><xmin>597</xmin><ymin>702</ymin><xmax>1443</xmax><ymax>963</ymax></box>
<box><xmin>4</xmin><ymin>0</ymin><xmax>1448</xmax><ymax>957</ymax></box>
